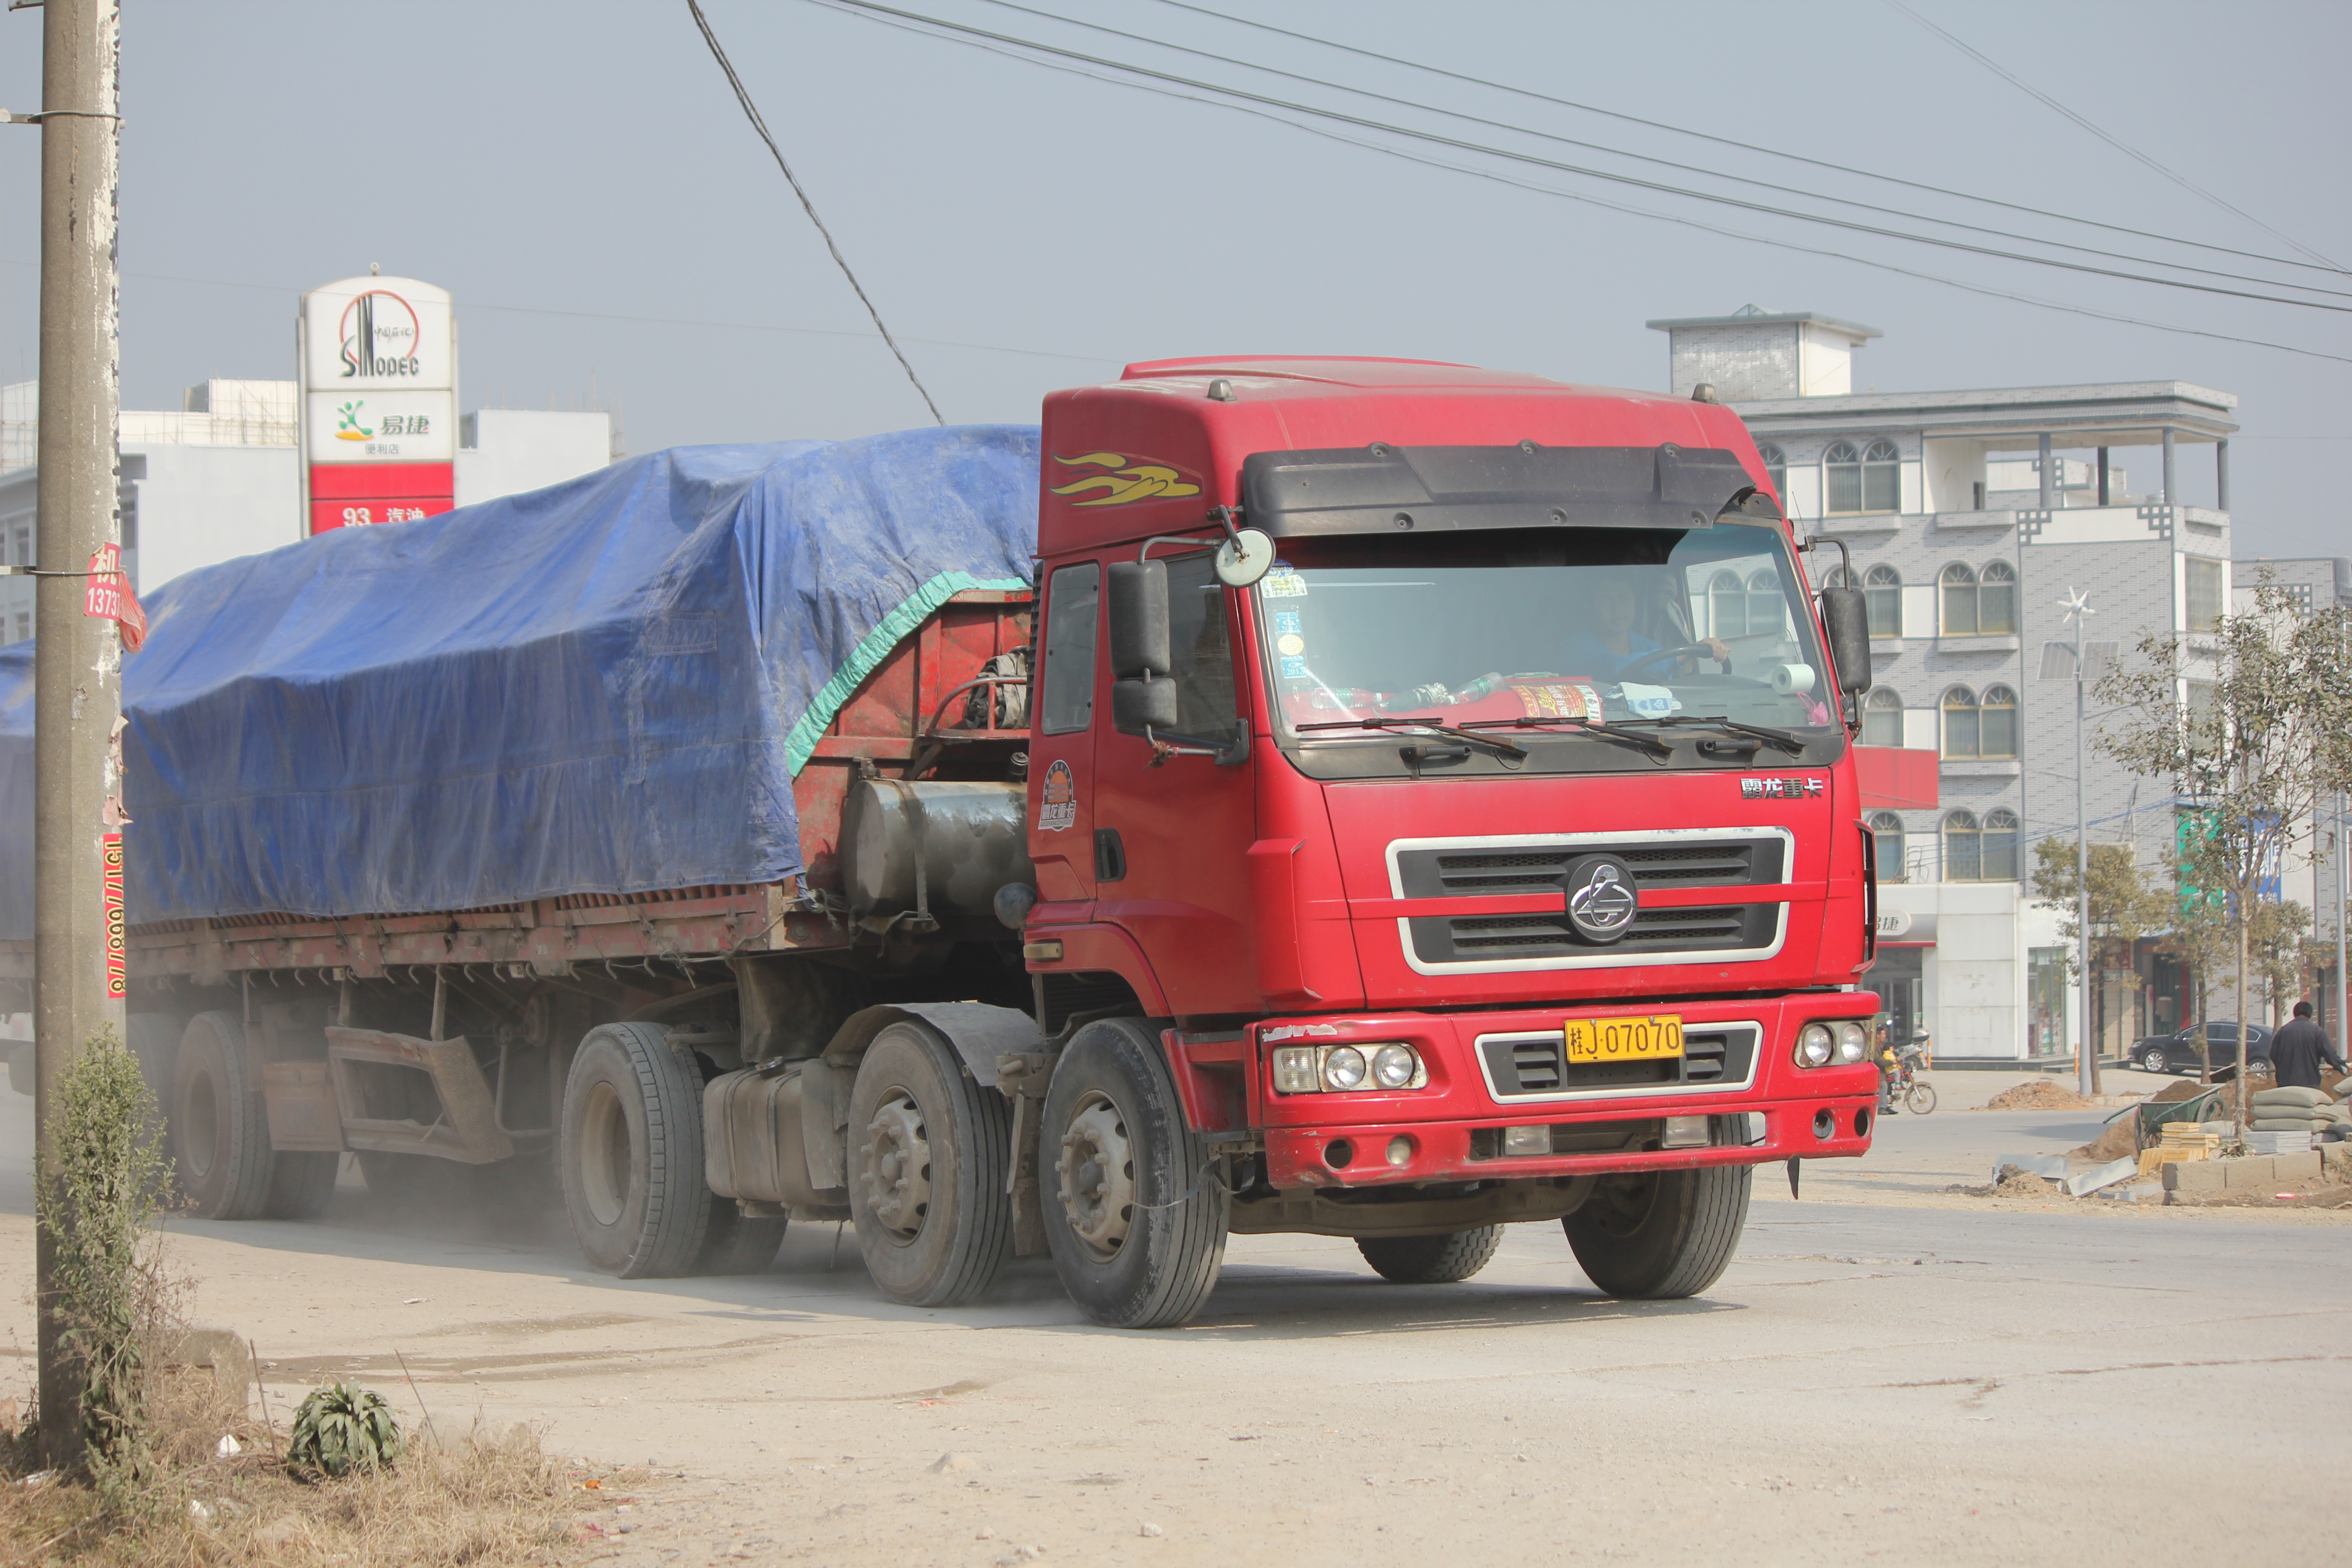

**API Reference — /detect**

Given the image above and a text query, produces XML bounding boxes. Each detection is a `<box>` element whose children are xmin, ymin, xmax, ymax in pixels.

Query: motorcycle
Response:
<box><xmin>1877</xmin><ymin>1031</ymin><xmax>1937</xmax><ymax>1116</ymax></box>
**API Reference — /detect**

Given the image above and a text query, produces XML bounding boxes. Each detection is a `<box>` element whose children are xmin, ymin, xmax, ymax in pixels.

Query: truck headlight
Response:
<box><xmin>1795</xmin><ymin>1024</ymin><xmax>1834</xmax><ymax>1068</ymax></box>
<box><xmin>1833</xmin><ymin>1022</ymin><xmax>1870</xmax><ymax>1063</ymax></box>
<box><xmin>1323</xmin><ymin>1046</ymin><xmax>1368</xmax><ymax>1091</ymax></box>
<box><xmin>1273</xmin><ymin>1047</ymin><xmax>1319</xmax><ymax>1095</ymax></box>
<box><xmin>1371</xmin><ymin>1044</ymin><xmax>1420</xmax><ymax>1089</ymax></box>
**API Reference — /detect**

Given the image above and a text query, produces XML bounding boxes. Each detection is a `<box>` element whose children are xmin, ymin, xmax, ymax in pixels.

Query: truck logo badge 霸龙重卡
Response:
<box><xmin>1742</xmin><ymin>776</ymin><xmax>1825</xmax><ymax>799</ymax></box>
<box><xmin>1038</xmin><ymin>759</ymin><xmax>1078</xmax><ymax>832</ymax></box>
<box><xmin>1564</xmin><ymin>857</ymin><xmax>1639</xmax><ymax>942</ymax></box>
<box><xmin>1047</xmin><ymin>451</ymin><xmax>1203</xmax><ymax>508</ymax></box>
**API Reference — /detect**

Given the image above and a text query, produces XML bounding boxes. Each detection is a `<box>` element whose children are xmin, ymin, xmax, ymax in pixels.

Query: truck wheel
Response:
<box><xmin>169</xmin><ymin>1011</ymin><xmax>276</xmax><ymax>1220</ymax></box>
<box><xmin>125</xmin><ymin>1012</ymin><xmax>181</xmax><ymax>1123</ymax></box>
<box><xmin>1357</xmin><ymin>1226</ymin><xmax>1505</xmax><ymax>1284</ymax></box>
<box><xmin>559</xmin><ymin>1023</ymin><xmax>713</xmax><ymax>1279</ymax></box>
<box><xmin>848</xmin><ymin>1021</ymin><xmax>1013</xmax><ymax>1307</ymax></box>
<box><xmin>696</xmin><ymin>1199</ymin><xmax>788</xmax><ymax>1275</ymax></box>
<box><xmin>1042</xmin><ymin>1018</ymin><xmax>1228</xmax><ymax>1329</ymax></box>
<box><xmin>263</xmin><ymin>1152</ymin><xmax>341</xmax><ymax>1219</ymax></box>
<box><xmin>1563</xmin><ymin>1165</ymin><xmax>1751</xmax><ymax>1300</ymax></box>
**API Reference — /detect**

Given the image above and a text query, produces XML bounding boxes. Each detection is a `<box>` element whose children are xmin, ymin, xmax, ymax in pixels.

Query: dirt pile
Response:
<box><xmin>1949</xmin><ymin>1164</ymin><xmax>2063</xmax><ymax>1199</ymax></box>
<box><xmin>2074</xmin><ymin>1115</ymin><xmax>2140</xmax><ymax>1162</ymax></box>
<box><xmin>1983</xmin><ymin>1078</ymin><xmax>2094</xmax><ymax>1112</ymax></box>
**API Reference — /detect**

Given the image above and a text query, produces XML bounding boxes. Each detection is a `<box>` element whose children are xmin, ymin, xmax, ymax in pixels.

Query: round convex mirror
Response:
<box><xmin>1214</xmin><ymin>527</ymin><xmax>1276</xmax><ymax>588</ymax></box>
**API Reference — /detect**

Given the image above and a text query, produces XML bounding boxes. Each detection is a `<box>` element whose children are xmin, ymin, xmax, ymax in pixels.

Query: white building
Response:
<box><xmin>0</xmin><ymin>379</ymin><xmax>614</xmax><ymax>645</ymax></box>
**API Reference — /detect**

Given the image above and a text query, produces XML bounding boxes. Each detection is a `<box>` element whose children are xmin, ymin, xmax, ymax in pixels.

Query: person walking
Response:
<box><xmin>2269</xmin><ymin>1000</ymin><xmax>2348</xmax><ymax>1090</ymax></box>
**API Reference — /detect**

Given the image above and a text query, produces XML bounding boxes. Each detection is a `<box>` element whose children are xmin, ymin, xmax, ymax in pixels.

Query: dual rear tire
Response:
<box><xmin>166</xmin><ymin>1011</ymin><xmax>338</xmax><ymax>1221</ymax></box>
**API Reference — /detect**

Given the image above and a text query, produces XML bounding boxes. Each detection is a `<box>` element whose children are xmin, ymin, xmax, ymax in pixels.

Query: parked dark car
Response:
<box><xmin>2128</xmin><ymin>1022</ymin><xmax>2273</xmax><ymax>1076</ymax></box>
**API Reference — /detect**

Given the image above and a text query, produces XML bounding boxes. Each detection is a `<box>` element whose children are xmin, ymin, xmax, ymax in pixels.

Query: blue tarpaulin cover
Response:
<box><xmin>0</xmin><ymin>425</ymin><xmax>1039</xmax><ymax>938</ymax></box>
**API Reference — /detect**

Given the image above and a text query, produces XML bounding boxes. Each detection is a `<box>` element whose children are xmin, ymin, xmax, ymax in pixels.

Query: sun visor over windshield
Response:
<box><xmin>1240</xmin><ymin>443</ymin><xmax>1772</xmax><ymax>537</ymax></box>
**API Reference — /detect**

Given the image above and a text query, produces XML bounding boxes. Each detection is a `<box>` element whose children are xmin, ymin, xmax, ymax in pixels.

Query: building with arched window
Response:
<box><xmin>1643</xmin><ymin>304</ymin><xmax>2250</xmax><ymax>1063</ymax></box>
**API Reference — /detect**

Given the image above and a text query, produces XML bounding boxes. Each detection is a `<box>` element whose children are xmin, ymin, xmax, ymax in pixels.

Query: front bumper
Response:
<box><xmin>1201</xmin><ymin>992</ymin><xmax>1880</xmax><ymax>1189</ymax></box>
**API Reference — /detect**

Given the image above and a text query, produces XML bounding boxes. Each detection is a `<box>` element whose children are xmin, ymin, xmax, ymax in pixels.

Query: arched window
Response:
<box><xmin>1864</xmin><ymin>563</ymin><xmax>1902</xmax><ymax>638</ymax></box>
<box><xmin>1979</xmin><ymin>559</ymin><xmax>2018</xmax><ymax>634</ymax></box>
<box><xmin>1745</xmin><ymin>568</ymin><xmax>1784</xmax><ymax>639</ymax></box>
<box><xmin>1942</xmin><ymin>686</ymin><xmax>1980</xmax><ymax>757</ymax></box>
<box><xmin>1710</xmin><ymin>568</ymin><xmax>1749</xmax><ymax>639</ymax></box>
<box><xmin>1940</xmin><ymin>563</ymin><xmax>1980</xmax><ymax>635</ymax></box>
<box><xmin>1867</xmin><ymin>811</ymin><xmax>1906</xmax><ymax>881</ymax></box>
<box><xmin>1862</xmin><ymin>439</ymin><xmax>1901</xmax><ymax>513</ymax></box>
<box><xmin>1979</xmin><ymin>684</ymin><xmax>2019</xmax><ymax>758</ymax></box>
<box><xmin>1823</xmin><ymin>441</ymin><xmax>1863</xmax><ymax>514</ymax></box>
<box><xmin>1981</xmin><ymin>808</ymin><xmax>2021</xmax><ymax>882</ymax></box>
<box><xmin>1756</xmin><ymin>442</ymin><xmax>1788</xmax><ymax>500</ymax></box>
<box><xmin>1862</xmin><ymin>688</ymin><xmax>1905</xmax><ymax>748</ymax></box>
<box><xmin>1943</xmin><ymin>809</ymin><xmax>1982</xmax><ymax>881</ymax></box>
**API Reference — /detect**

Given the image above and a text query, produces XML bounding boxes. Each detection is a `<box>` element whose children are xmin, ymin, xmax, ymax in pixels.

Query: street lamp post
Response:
<box><xmin>2063</xmin><ymin>589</ymin><xmax>2099</xmax><ymax>1096</ymax></box>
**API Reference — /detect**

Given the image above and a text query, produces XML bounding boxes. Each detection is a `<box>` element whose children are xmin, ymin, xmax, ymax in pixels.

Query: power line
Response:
<box><xmin>1145</xmin><ymin>0</ymin><xmax>2351</xmax><ymax>282</ymax></box>
<box><xmin>804</xmin><ymin>0</ymin><xmax>2352</xmax><ymax>364</ymax></box>
<box><xmin>1884</xmin><ymin>0</ymin><xmax>2347</xmax><ymax>275</ymax></box>
<box><xmin>686</xmin><ymin>0</ymin><xmax>946</xmax><ymax>424</ymax></box>
<box><xmin>973</xmin><ymin>0</ymin><xmax>2352</xmax><ymax>304</ymax></box>
<box><xmin>812</xmin><ymin>0</ymin><xmax>2352</xmax><ymax>317</ymax></box>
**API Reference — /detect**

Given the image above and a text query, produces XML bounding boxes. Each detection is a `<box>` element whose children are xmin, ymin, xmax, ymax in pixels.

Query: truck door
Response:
<box><xmin>1093</xmin><ymin>549</ymin><xmax>1258</xmax><ymax>1015</ymax></box>
<box><xmin>1028</xmin><ymin>560</ymin><xmax>1101</xmax><ymax>905</ymax></box>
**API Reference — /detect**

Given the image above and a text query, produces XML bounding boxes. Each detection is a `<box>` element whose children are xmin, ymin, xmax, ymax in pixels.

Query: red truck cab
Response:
<box><xmin>1017</xmin><ymin>356</ymin><xmax>1881</xmax><ymax>1324</ymax></box>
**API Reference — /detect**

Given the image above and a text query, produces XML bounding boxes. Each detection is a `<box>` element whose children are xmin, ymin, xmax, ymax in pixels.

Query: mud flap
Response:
<box><xmin>997</xmin><ymin>1050</ymin><xmax>1051</xmax><ymax>1257</ymax></box>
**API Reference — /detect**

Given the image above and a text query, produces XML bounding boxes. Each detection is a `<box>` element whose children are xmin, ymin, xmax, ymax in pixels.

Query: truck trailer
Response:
<box><xmin>0</xmin><ymin>357</ymin><xmax>1884</xmax><ymax>1328</ymax></box>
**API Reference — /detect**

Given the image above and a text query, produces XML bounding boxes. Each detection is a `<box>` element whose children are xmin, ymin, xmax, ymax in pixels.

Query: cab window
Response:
<box><xmin>1039</xmin><ymin>562</ymin><xmax>1100</xmax><ymax>735</ymax></box>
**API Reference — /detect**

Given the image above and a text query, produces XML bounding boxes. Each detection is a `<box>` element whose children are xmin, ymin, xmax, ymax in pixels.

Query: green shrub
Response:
<box><xmin>287</xmin><ymin>1383</ymin><xmax>403</xmax><ymax>1479</ymax></box>
<box><xmin>35</xmin><ymin>1026</ymin><xmax>175</xmax><ymax>1482</ymax></box>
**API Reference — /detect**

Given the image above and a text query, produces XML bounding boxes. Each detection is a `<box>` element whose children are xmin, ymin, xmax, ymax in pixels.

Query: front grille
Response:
<box><xmin>1399</xmin><ymin>837</ymin><xmax>1782</xmax><ymax>899</ymax></box>
<box><xmin>1394</xmin><ymin>834</ymin><xmax>1785</xmax><ymax>966</ymax></box>
<box><xmin>1480</xmin><ymin>1026</ymin><xmax>1758</xmax><ymax>1100</ymax></box>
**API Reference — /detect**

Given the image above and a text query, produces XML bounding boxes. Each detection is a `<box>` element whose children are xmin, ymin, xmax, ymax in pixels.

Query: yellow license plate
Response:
<box><xmin>1564</xmin><ymin>1015</ymin><xmax>1686</xmax><ymax>1063</ymax></box>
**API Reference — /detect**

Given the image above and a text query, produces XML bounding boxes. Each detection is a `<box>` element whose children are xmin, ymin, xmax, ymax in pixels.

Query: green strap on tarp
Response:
<box><xmin>783</xmin><ymin>569</ymin><xmax>1030</xmax><ymax>777</ymax></box>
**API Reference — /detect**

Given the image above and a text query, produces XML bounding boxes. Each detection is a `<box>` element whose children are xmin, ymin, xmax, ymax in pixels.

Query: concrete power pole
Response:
<box><xmin>31</xmin><ymin>0</ymin><xmax>122</xmax><ymax>1471</ymax></box>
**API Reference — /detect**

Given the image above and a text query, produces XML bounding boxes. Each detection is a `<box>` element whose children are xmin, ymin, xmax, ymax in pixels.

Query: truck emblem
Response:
<box><xmin>1037</xmin><ymin>759</ymin><xmax>1078</xmax><ymax>832</ymax></box>
<box><xmin>1563</xmin><ymin>855</ymin><xmax>1639</xmax><ymax>943</ymax></box>
<box><xmin>1741</xmin><ymin>776</ymin><xmax>1824</xmax><ymax>799</ymax></box>
<box><xmin>1048</xmin><ymin>451</ymin><xmax>1203</xmax><ymax>508</ymax></box>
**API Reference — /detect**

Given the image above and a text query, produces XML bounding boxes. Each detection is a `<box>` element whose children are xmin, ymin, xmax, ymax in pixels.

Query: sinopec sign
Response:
<box><xmin>298</xmin><ymin>275</ymin><xmax>457</xmax><ymax>534</ymax></box>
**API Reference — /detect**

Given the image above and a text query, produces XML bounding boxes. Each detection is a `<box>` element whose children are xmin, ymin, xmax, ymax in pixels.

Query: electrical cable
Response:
<box><xmin>802</xmin><ymin>0</ymin><xmax>2352</xmax><ymax>362</ymax></box>
<box><xmin>970</xmin><ymin>0</ymin><xmax>2352</xmax><ymax>303</ymax></box>
<box><xmin>810</xmin><ymin>0</ymin><xmax>2352</xmax><ymax>316</ymax></box>
<box><xmin>1146</xmin><ymin>0</ymin><xmax>2350</xmax><ymax>281</ymax></box>
<box><xmin>1884</xmin><ymin>0</ymin><xmax>2347</xmax><ymax>275</ymax></box>
<box><xmin>686</xmin><ymin>0</ymin><xmax>946</xmax><ymax>424</ymax></box>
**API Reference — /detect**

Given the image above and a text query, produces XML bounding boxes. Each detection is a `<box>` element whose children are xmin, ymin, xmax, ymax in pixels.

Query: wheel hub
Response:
<box><xmin>859</xmin><ymin>1092</ymin><xmax>932</xmax><ymax>1238</ymax></box>
<box><xmin>1055</xmin><ymin>1093</ymin><xmax>1136</xmax><ymax>1260</ymax></box>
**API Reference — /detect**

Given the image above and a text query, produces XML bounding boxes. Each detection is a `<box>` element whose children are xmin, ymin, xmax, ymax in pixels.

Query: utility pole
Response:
<box><xmin>31</xmin><ymin>0</ymin><xmax>122</xmax><ymax>1471</ymax></box>
<box><xmin>2063</xmin><ymin>588</ymin><xmax>2099</xmax><ymax>1096</ymax></box>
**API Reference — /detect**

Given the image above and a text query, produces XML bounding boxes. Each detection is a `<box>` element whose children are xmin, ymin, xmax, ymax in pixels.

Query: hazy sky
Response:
<box><xmin>0</xmin><ymin>0</ymin><xmax>2344</xmax><ymax>557</ymax></box>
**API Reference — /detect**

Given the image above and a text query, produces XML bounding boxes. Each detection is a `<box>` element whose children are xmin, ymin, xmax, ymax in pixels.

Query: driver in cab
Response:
<box><xmin>1559</xmin><ymin>568</ymin><xmax>1729</xmax><ymax>681</ymax></box>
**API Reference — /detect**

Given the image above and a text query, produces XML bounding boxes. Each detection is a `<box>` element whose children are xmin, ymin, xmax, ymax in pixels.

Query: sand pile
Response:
<box><xmin>1983</xmin><ymin>1078</ymin><xmax>2094</xmax><ymax>1111</ymax></box>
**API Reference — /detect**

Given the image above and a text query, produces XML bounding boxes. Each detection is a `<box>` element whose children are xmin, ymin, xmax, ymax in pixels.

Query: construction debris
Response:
<box><xmin>1982</xmin><ymin>1079</ymin><xmax>2095</xmax><ymax>1112</ymax></box>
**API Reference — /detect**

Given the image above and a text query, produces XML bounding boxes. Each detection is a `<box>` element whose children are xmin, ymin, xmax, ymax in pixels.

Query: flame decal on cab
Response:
<box><xmin>1048</xmin><ymin>451</ymin><xmax>1203</xmax><ymax>508</ymax></box>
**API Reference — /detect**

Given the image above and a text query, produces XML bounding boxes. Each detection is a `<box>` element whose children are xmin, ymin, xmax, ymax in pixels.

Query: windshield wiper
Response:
<box><xmin>1295</xmin><ymin>714</ymin><xmax>1528</xmax><ymax>760</ymax></box>
<box><xmin>1457</xmin><ymin>714</ymin><xmax>1672</xmax><ymax>760</ymax></box>
<box><xmin>1637</xmin><ymin>715</ymin><xmax>1811</xmax><ymax>756</ymax></box>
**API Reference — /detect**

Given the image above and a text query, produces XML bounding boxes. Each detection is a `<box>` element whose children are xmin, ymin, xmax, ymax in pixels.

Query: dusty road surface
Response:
<box><xmin>2</xmin><ymin>1082</ymin><xmax>2345</xmax><ymax>1568</ymax></box>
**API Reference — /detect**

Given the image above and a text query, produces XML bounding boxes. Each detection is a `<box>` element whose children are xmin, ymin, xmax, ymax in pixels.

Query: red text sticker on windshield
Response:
<box><xmin>83</xmin><ymin>544</ymin><xmax>147</xmax><ymax>652</ymax></box>
<box><xmin>102</xmin><ymin>832</ymin><xmax>126</xmax><ymax>999</ymax></box>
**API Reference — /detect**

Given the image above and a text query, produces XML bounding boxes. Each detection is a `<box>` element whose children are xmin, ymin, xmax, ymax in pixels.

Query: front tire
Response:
<box><xmin>1563</xmin><ymin>1165</ymin><xmax>1751</xmax><ymax>1299</ymax></box>
<box><xmin>169</xmin><ymin>1011</ymin><xmax>276</xmax><ymax>1220</ymax></box>
<box><xmin>1904</xmin><ymin>1081</ymin><xmax>1938</xmax><ymax>1116</ymax></box>
<box><xmin>1357</xmin><ymin>1226</ymin><xmax>1504</xmax><ymax>1284</ymax></box>
<box><xmin>1042</xmin><ymin>1018</ymin><xmax>1228</xmax><ymax>1328</ymax></box>
<box><xmin>847</xmin><ymin>1021</ymin><xmax>1013</xmax><ymax>1308</ymax></box>
<box><xmin>559</xmin><ymin>1023</ymin><xmax>712</xmax><ymax>1279</ymax></box>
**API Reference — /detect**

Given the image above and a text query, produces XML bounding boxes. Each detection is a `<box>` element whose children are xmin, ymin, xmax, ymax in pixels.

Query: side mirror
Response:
<box><xmin>1106</xmin><ymin>560</ymin><xmax>1171</xmax><ymax>680</ymax></box>
<box><xmin>1112</xmin><ymin>676</ymin><xmax>1178</xmax><ymax>735</ymax></box>
<box><xmin>1819</xmin><ymin>585</ymin><xmax>1872</xmax><ymax>696</ymax></box>
<box><xmin>1215</xmin><ymin>527</ymin><xmax>1275</xmax><ymax>588</ymax></box>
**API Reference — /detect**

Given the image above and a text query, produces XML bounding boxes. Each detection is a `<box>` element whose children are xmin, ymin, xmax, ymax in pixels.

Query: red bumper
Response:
<box><xmin>1173</xmin><ymin>993</ymin><xmax>1881</xmax><ymax>1190</ymax></box>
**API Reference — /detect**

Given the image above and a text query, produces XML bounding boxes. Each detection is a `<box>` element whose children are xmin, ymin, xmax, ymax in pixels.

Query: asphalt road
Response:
<box><xmin>0</xmin><ymin>1076</ymin><xmax>2342</xmax><ymax>1567</ymax></box>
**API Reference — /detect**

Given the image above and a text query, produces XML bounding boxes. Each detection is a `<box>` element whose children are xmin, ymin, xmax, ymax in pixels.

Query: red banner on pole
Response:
<box><xmin>102</xmin><ymin>833</ymin><xmax>126</xmax><ymax>999</ymax></box>
<box><xmin>83</xmin><ymin>543</ymin><xmax>147</xmax><ymax>652</ymax></box>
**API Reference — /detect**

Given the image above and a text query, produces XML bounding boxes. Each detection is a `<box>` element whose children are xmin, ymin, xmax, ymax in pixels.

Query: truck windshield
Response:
<box><xmin>1254</xmin><ymin>522</ymin><xmax>1838</xmax><ymax>750</ymax></box>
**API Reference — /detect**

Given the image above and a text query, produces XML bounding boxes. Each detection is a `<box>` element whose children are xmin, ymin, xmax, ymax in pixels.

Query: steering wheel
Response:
<box><xmin>1617</xmin><ymin>642</ymin><xmax>1731</xmax><ymax>678</ymax></box>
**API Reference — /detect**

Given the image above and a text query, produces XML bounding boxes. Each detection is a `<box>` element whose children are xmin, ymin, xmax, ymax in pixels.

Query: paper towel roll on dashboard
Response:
<box><xmin>1770</xmin><ymin>662</ymin><xmax>1817</xmax><ymax>696</ymax></box>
